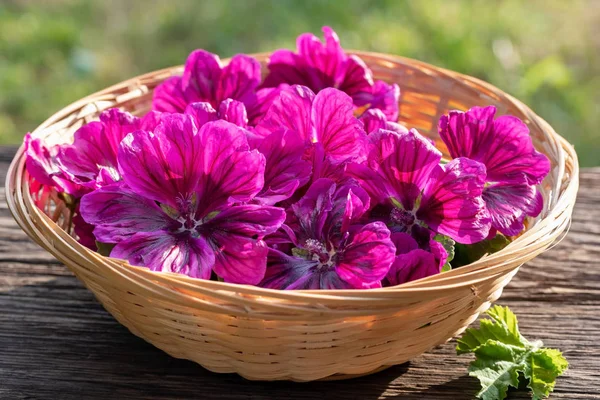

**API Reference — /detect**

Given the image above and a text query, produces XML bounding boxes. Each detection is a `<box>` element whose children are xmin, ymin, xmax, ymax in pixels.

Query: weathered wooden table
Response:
<box><xmin>1</xmin><ymin>145</ymin><xmax>598</xmax><ymax>399</ymax></box>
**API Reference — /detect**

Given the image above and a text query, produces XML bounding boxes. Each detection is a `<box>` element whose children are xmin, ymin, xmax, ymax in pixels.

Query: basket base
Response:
<box><xmin>317</xmin><ymin>365</ymin><xmax>392</xmax><ymax>381</ymax></box>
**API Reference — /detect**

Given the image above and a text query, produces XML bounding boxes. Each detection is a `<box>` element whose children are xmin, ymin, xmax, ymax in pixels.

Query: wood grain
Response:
<box><xmin>1</xmin><ymin>146</ymin><xmax>599</xmax><ymax>400</ymax></box>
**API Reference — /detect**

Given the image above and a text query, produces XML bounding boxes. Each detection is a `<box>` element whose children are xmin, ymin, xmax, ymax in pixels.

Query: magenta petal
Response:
<box><xmin>185</xmin><ymin>102</ymin><xmax>218</xmax><ymax>128</ymax></box>
<box><xmin>79</xmin><ymin>184</ymin><xmax>171</xmax><ymax>243</ymax></box>
<box><xmin>203</xmin><ymin>204</ymin><xmax>286</xmax><ymax>240</ymax></box>
<box><xmin>311</xmin><ymin>88</ymin><xmax>367</xmax><ymax>162</ymax></box>
<box><xmin>336</xmin><ymin>221</ymin><xmax>396</xmax><ymax>288</ymax></box>
<box><xmin>483</xmin><ymin>181</ymin><xmax>542</xmax><ymax>236</ymax></box>
<box><xmin>246</xmin><ymin>84</ymin><xmax>289</xmax><ymax>125</ymax></box>
<box><xmin>387</xmin><ymin>249</ymin><xmax>440</xmax><ymax>286</ymax></box>
<box><xmin>381</xmin><ymin>129</ymin><xmax>441</xmax><ymax>209</ymax></box>
<box><xmin>418</xmin><ymin>158</ymin><xmax>490</xmax><ymax>244</ymax></box>
<box><xmin>59</xmin><ymin>109</ymin><xmax>139</xmax><ymax>189</ymax></box>
<box><xmin>216</xmin><ymin>54</ymin><xmax>261</xmax><ymax>105</ymax></box>
<box><xmin>334</xmin><ymin>181</ymin><xmax>371</xmax><ymax>233</ymax></box>
<box><xmin>255</xmin><ymin>129</ymin><xmax>311</xmax><ymax>205</ymax></box>
<box><xmin>372</xmin><ymin>81</ymin><xmax>400</xmax><ymax>121</ymax></box>
<box><xmin>196</xmin><ymin>121</ymin><xmax>264</xmax><ymax>213</ymax></box>
<box><xmin>24</xmin><ymin>133</ymin><xmax>58</xmax><ymax>187</ymax></box>
<box><xmin>429</xmin><ymin>237</ymin><xmax>449</xmax><ymax>271</ymax></box>
<box><xmin>390</xmin><ymin>232</ymin><xmax>419</xmax><ymax>254</ymax></box>
<box><xmin>352</xmin><ymin>129</ymin><xmax>441</xmax><ymax>210</ymax></box>
<box><xmin>484</xmin><ymin>115</ymin><xmax>551</xmax><ymax>184</ymax></box>
<box><xmin>59</xmin><ymin>122</ymin><xmax>109</xmax><ymax>187</ymax></box>
<box><xmin>264</xmin><ymin>223</ymin><xmax>299</xmax><ymax>248</ymax></box>
<box><xmin>308</xmin><ymin>143</ymin><xmax>348</xmax><ymax>184</ymax></box>
<box><xmin>360</xmin><ymin>109</ymin><xmax>408</xmax><ymax>135</ymax></box>
<box><xmin>152</xmin><ymin>76</ymin><xmax>189</xmax><ymax>113</ymax></box>
<box><xmin>338</xmin><ymin>55</ymin><xmax>374</xmax><ymax>97</ymax></box>
<box><xmin>111</xmin><ymin>231</ymin><xmax>214</xmax><ymax>279</ymax></box>
<box><xmin>354</xmin><ymin>80</ymin><xmax>400</xmax><ymax>121</ymax></box>
<box><xmin>345</xmin><ymin>161</ymin><xmax>392</xmax><ymax>206</ymax></box>
<box><xmin>140</xmin><ymin>110</ymin><xmax>163</xmax><ymax>131</ymax></box>
<box><xmin>218</xmin><ymin>99</ymin><xmax>248</xmax><ymax>127</ymax></box>
<box><xmin>210</xmin><ymin>233</ymin><xmax>268</xmax><ymax>285</ymax></box>
<box><xmin>24</xmin><ymin>134</ymin><xmax>84</xmax><ymax>196</ymax></box>
<box><xmin>181</xmin><ymin>50</ymin><xmax>222</xmax><ymax>102</ymax></box>
<box><xmin>118</xmin><ymin>114</ymin><xmax>201</xmax><ymax>207</ymax></box>
<box><xmin>261</xmin><ymin>49</ymin><xmax>306</xmax><ymax>88</ymax></box>
<box><xmin>439</xmin><ymin>106</ymin><xmax>551</xmax><ymax>185</ymax></box>
<box><xmin>255</xmin><ymin>85</ymin><xmax>315</xmax><ymax>140</ymax></box>
<box><xmin>297</xmin><ymin>27</ymin><xmax>344</xmax><ymax>88</ymax></box>
<box><xmin>100</xmin><ymin>109</ymin><xmax>141</xmax><ymax>154</ymax></box>
<box><xmin>24</xmin><ymin>134</ymin><xmax>63</xmax><ymax>185</ymax></box>
<box><xmin>438</xmin><ymin>106</ymin><xmax>496</xmax><ymax>160</ymax></box>
<box><xmin>291</xmin><ymin>178</ymin><xmax>336</xmax><ymax>241</ymax></box>
<box><xmin>360</xmin><ymin>109</ymin><xmax>388</xmax><ymax>134</ymax></box>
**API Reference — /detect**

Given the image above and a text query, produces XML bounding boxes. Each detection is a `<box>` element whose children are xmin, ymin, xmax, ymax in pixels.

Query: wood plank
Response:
<box><xmin>1</xmin><ymin>146</ymin><xmax>599</xmax><ymax>399</ymax></box>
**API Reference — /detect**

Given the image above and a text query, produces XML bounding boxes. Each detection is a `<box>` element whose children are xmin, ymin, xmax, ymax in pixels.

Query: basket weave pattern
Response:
<box><xmin>6</xmin><ymin>52</ymin><xmax>578</xmax><ymax>381</ymax></box>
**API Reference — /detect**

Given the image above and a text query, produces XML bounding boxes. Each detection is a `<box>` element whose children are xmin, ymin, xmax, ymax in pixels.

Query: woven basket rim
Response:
<box><xmin>5</xmin><ymin>51</ymin><xmax>579</xmax><ymax>300</ymax></box>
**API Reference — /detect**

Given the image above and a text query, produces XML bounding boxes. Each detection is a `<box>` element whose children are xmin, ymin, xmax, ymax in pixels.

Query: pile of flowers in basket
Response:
<box><xmin>24</xmin><ymin>27</ymin><xmax>550</xmax><ymax>290</ymax></box>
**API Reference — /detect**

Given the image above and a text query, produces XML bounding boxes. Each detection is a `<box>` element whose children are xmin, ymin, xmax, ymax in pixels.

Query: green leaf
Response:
<box><xmin>434</xmin><ymin>234</ymin><xmax>455</xmax><ymax>272</ymax></box>
<box><xmin>457</xmin><ymin>305</ymin><xmax>568</xmax><ymax>400</ymax></box>
<box><xmin>453</xmin><ymin>234</ymin><xmax>510</xmax><ymax>267</ymax></box>
<box><xmin>457</xmin><ymin>306</ymin><xmax>526</xmax><ymax>354</ymax></box>
<box><xmin>525</xmin><ymin>348</ymin><xmax>569</xmax><ymax>400</ymax></box>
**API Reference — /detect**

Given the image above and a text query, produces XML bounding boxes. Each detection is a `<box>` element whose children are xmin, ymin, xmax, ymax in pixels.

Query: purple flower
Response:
<box><xmin>348</xmin><ymin>129</ymin><xmax>490</xmax><ymax>244</ymax></box>
<box><xmin>360</xmin><ymin>109</ymin><xmax>408</xmax><ymax>135</ymax></box>
<box><xmin>253</xmin><ymin>128</ymin><xmax>312</xmax><ymax>205</ymax></box>
<box><xmin>386</xmin><ymin>232</ymin><xmax>443</xmax><ymax>285</ymax></box>
<box><xmin>80</xmin><ymin>116</ymin><xmax>285</xmax><ymax>284</ymax></box>
<box><xmin>57</xmin><ymin>109</ymin><xmax>145</xmax><ymax>190</ymax></box>
<box><xmin>24</xmin><ymin>133</ymin><xmax>85</xmax><ymax>197</ymax></box>
<box><xmin>261</xmin><ymin>26</ymin><xmax>400</xmax><ymax>121</ymax></box>
<box><xmin>256</xmin><ymin>85</ymin><xmax>367</xmax><ymax>162</ymax></box>
<box><xmin>152</xmin><ymin>50</ymin><xmax>277</xmax><ymax>125</ymax></box>
<box><xmin>254</xmin><ymin>85</ymin><xmax>369</xmax><ymax>203</ymax></box>
<box><xmin>246</xmin><ymin>84</ymin><xmax>289</xmax><ymax>125</ymax></box>
<box><xmin>185</xmin><ymin>99</ymin><xmax>249</xmax><ymax>128</ymax></box>
<box><xmin>260</xmin><ymin>178</ymin><xmax>396</xmax><ymax>290</ymax></box>
<box><xmin>353</xmin><ymin>80</ymin><xmax>401</xmax><ymax>121</ymax></box>
<box><xmin>439</xmin><ymin>106</ymin><xmax>551</xmax><ymax>236</ymax></box>
<box><xmin>153</xmin><ymin>50</ymin><xmax>260</xmax><ymax>111</ymax></box>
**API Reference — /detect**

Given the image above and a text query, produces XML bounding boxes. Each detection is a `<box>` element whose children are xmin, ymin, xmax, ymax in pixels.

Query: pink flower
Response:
<box><xmin>360</xmin><ymin>109</ymin><xmax>408</xmax><ymax>135</ymax></box>
<box><xmin>261</xmin><ymin>26</ymin><xmax>400</xmax><ymax>121</ymax></box>
<box><xmin>252</xmin><ymin>128</ymin><xmax>312</xmax><ymax>205</ymax></box>
<box><xmin>385</xmin><ymin>231</ymin><xmax>447</xmax><ymax>286</ymax></box>
<box><xmin>57</xmin><ymin>109</ymin><xmax>152</xmax><ymax>190</ymax></box>
<box><xmin>348</xmin><ymin>129</ymin><xmax>491</xmax><ymax>244</ymax></box>
<box><xmin>80</xmin><ymin>116</ymin><xmax>285</xmax><ymax>284</ymax></box>
<box><xmin>261</xmin><ymin>179</ymin><xmax>396</xmax><ymax>289</ymax></box>
<box><xmin>152</xmin><ymin>50</ymin><xmax>276</xmax><ymax>125</ymax></box>
<box><xmin>24</xmin><ymin>133</ymin><xmax>84</xmax><ymax>197</ymax></box>
<box><xmin>255</xmin><ymin>85</ymin><xmax>368</xmax><ymax>189</ymax></box>
<box><xmin>439</xmin><ymin>106</ymin><xmax>551</xmax><ymax>236</ymax></box>
<box><xmin>185</xmin><ymin>99</ymin><xmax>249</xmax><ymax>128</ymax></box>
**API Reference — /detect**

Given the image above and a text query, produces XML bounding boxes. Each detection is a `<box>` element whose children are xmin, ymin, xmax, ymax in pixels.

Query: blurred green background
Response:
<box><xmin>1</xmin><ymin>0</ymin><xmax>598</xmax><ymax>165</ymax></box>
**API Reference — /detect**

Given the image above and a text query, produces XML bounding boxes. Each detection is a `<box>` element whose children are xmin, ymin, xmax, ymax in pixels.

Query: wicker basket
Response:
<box><xmin>5</xmin><ymin>52</ymin><xmax>578</xmax><ymax>382</ymax></box>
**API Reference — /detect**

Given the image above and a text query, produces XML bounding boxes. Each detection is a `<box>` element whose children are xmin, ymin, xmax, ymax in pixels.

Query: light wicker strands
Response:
<box><xmin>5</xmin><ymin>52</ymin><xmax>578</xmax><ymax>381</ymax></box>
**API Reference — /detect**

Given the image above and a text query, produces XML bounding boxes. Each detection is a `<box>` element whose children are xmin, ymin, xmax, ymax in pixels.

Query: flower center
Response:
<box><xmin>161</xmin><ymin>193</ymin><xmax>217</xmax><ymax>238</ymax></box>
<box><xmin>390</xmin><ymin>207</ymin><xmax>415</xmax><ymax>231</ymax></box>
<box><xmin>293</xmin><ymin>239</ymin><xmax>337</xmax><ymax>270</ymax></box>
